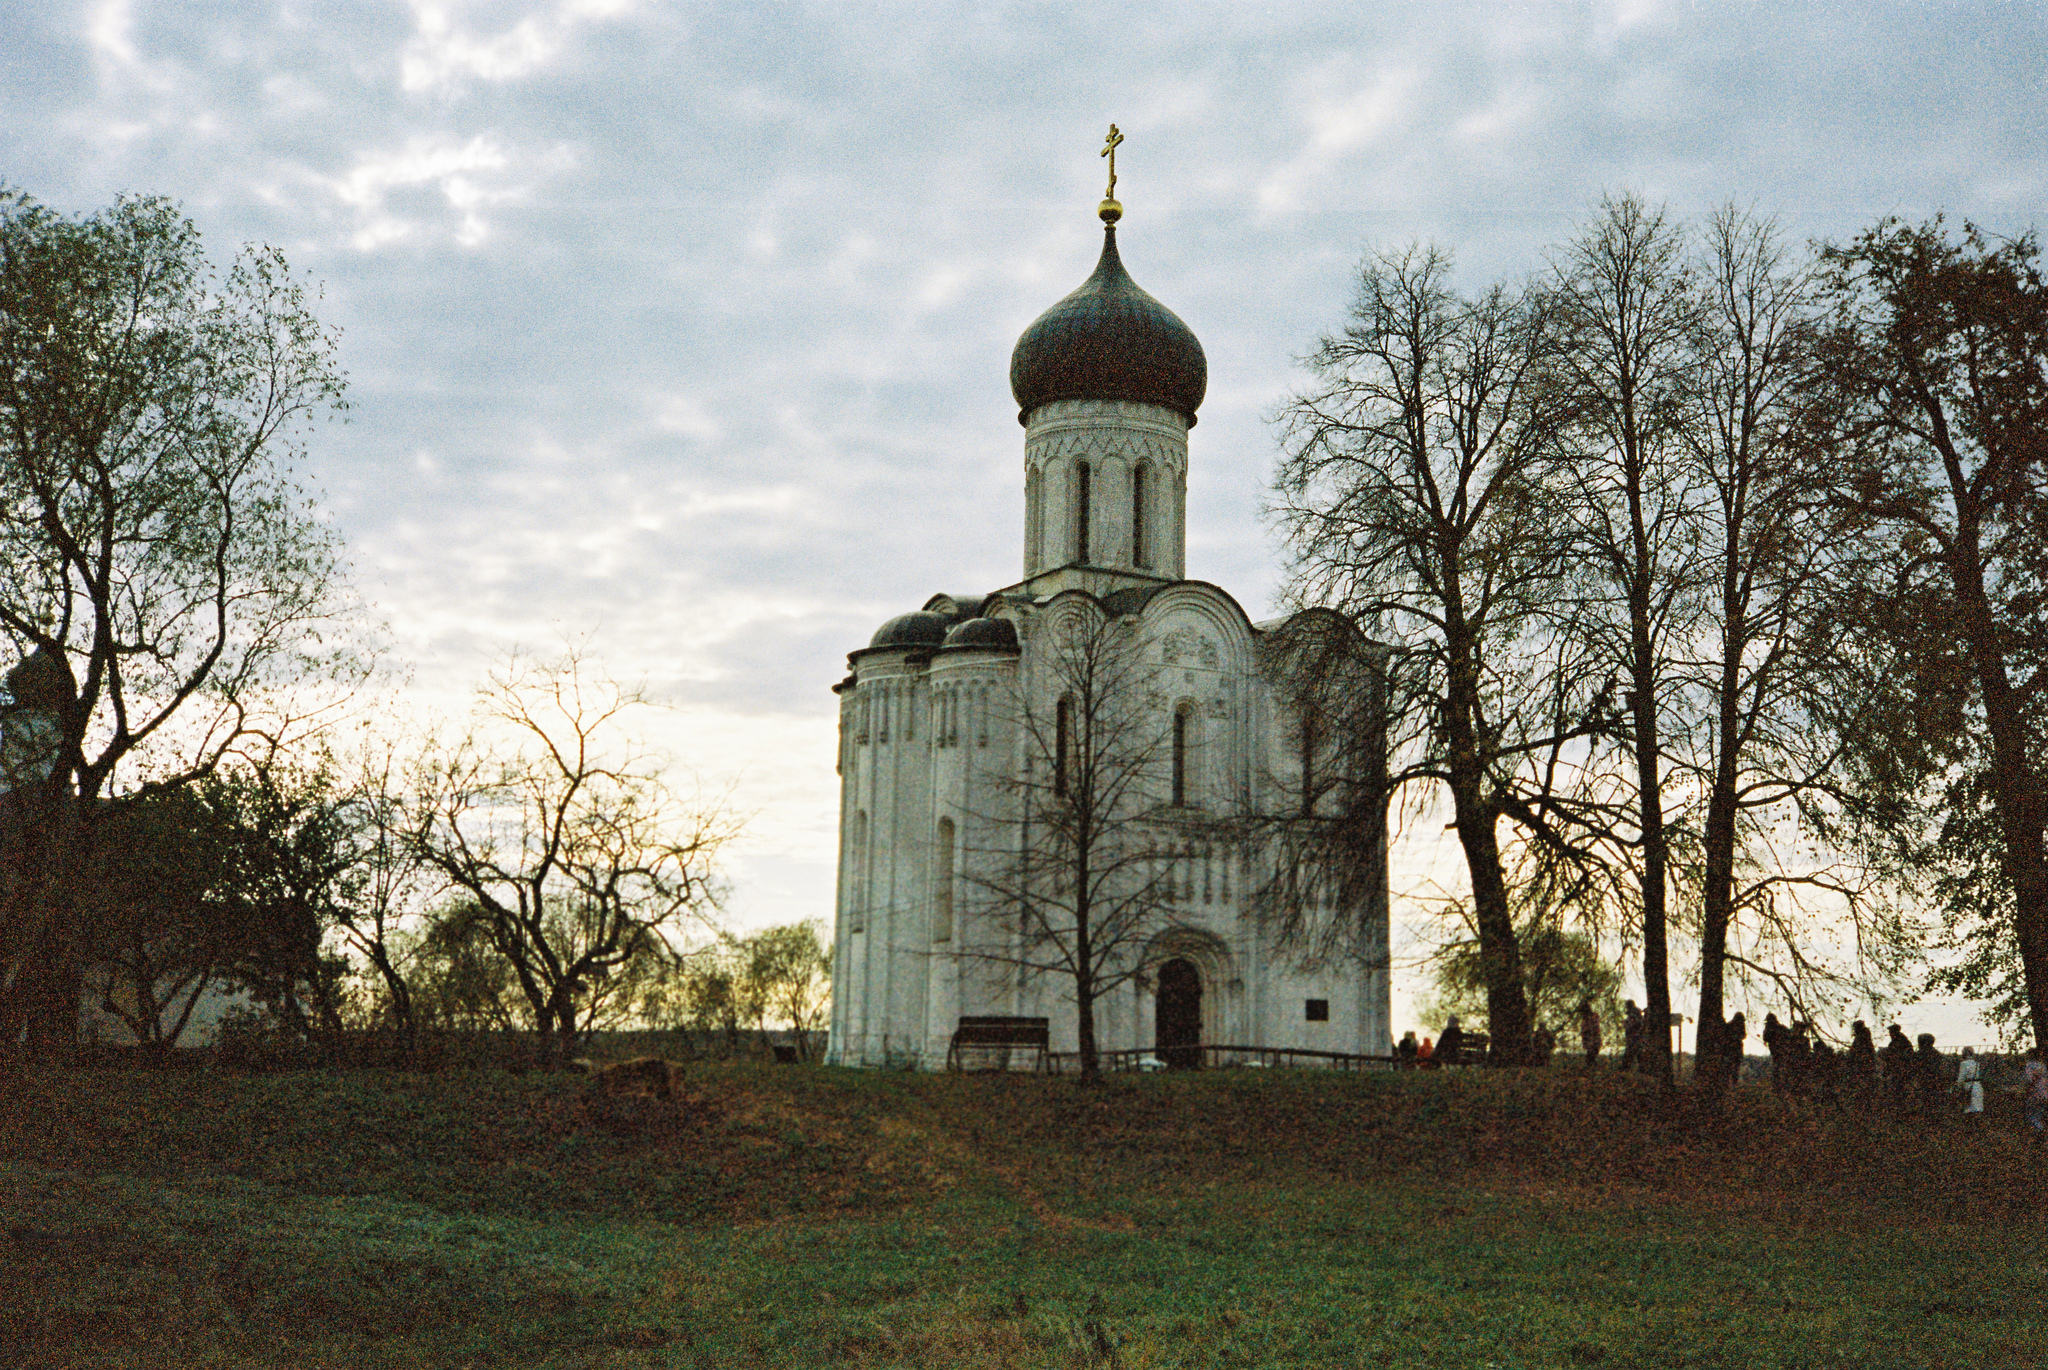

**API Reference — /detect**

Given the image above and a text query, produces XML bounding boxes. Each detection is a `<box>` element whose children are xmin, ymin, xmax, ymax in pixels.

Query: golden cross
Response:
<box><xmin>1100</xmin><ymin>124</ymin><xmax>1124</xmax><ymax>200</ymax></box>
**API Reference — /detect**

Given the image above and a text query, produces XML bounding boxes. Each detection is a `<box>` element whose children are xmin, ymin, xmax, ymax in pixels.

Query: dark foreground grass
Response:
<box><xmin>2</xmin><ymin>1064</ymin><xmax>2044</xmax><ymax>1368</ymax></box>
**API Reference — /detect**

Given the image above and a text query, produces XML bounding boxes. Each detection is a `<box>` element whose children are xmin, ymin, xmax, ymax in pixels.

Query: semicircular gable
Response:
<box><xmin>1273</xmin><ymin>606</ymin><xmax>1366</xmax><ymax>642</ymax></box>
<box><xmin>1036</xmin><ymin>589</ymin><xmax>1113</xmax><ymax>628</ymax></box>
<box><xmin>1255</xmin><ymin>607</ymin><xmax>1386</xmax><ymax>682</ymax></box>
<box><xmin>1136</xmin><ymin>583</ymin><xmax>1256</xmax><ymax>674</ymax></box>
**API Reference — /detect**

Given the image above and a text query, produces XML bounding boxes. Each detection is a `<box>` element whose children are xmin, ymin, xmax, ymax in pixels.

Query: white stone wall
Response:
<box><xmin>1023</xmin><ymin>399</ymin><xmax>1188</xmax><ymax>581</ymax></box>
<box><xmin>828</xmin><ymin>583</ymin><xmax>1390</xmax><ymax>1069</ymax></box>
<box><xmin>830</xmin><ymin>642</ymin><xmax>1023</xmax><ymax>1068</ymax></box>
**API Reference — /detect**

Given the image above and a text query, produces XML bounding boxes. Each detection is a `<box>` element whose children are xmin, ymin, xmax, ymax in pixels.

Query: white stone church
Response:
<box><xmin>826</xmin><ymin>192</ymin><xmax>1389</xmax><ymax>1070</ymax></box>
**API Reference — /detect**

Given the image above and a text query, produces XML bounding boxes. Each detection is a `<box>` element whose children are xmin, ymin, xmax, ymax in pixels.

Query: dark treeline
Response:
<box><xmin>1271</xmin><ymin>195</ymin><xmax>2048</xmax><ymax>1094</ymax></box>
<box><xmin>16</xmin><ymin>676</ymin><xmax>827</xmax><ymax>1069</ymax></box>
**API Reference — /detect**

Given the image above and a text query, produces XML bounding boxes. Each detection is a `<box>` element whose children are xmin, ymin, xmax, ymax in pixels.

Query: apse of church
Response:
<box><xmin>828</xmin><ymin>135</ymin><xmax>1390</xmax><ymax>1069</ymax></box>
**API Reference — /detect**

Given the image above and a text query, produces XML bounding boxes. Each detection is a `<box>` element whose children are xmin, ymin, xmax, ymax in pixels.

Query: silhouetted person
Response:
<box><xmin>1578</xmin><ymin>1001</ymin><xmax>1603</xmax><ymax>1068</ymax></box>
<box><xmin>1788</xmin><ymin>1020</ymin><xmax>1815</xmax><ymax>1097</ymax></box>
<box><xmin>1916</xmin><ymin>1034</ymin><xmax>1945</xmax><ymax>1119</ymax></box>
<box><xmin>1763</xmin><ymin>1013</ymin><xmax>1793</xmax><ymax>1095</ymax></box>
<box><xmin>1722</xmin><ymin>1012</ymin><xmax>1748</xmax><ymax>1091</ymax></box>
<box><xmin>1397</xmin><ymin>1031</ymin><xmax>1419</xmax><ymax>1070</ymax></box>
<box><xmin>1532</xmin><ymin>1023</ymin><xmax>1556</xmax><ymax>1066</ymax></box>
<box><xmin>1620</xmin><ymin>1000</ymin><xmax>1644</xmax><ymax>1073</ymax></box>
<box><xmin>1846</xmin><ymin>1021</ymin><xmax>1878</xmax><ymax>1105</ymax></box>
<box><xmin>1882</xmin><ymin>1024</ymin><xmax>1914</xmax><ymax>1111</ymax></box>
<box><xmin>1436</xmin><ymin>1015</ymin><xmax>1466</xmax><ymax>1068</ymax></box>
<box><xmin>1809</xmin><ymin>1038</ymin><xmax>1841</xmax><ymax>1107</ymax></box>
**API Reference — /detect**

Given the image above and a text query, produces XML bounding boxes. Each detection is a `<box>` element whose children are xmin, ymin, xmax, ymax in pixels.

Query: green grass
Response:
<box><xmin>3</xmin><ymin>1064</ymin><xmax>2044</xmax><ymax>1367</ymax></box>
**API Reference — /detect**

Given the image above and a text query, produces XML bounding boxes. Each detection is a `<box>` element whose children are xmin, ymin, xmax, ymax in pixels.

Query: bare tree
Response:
<box><xmin>1240</xmin><ymin>609</ymin><xmax>1389</xmax><ymax>975</ymax></box>
<box><xmin>963</xmin><ymin>601</ymin><xmax>1190</xmax><ymax>1082</ymax></box>
<box><xmin>405</xmin><ymin>650</ymin><xmax>735</xmax><ymax>1064</ymax></box>
<box><xmin>328</xmin><ymin>737</ymin><xmax>431</xmax><ymax>1061</ymax></box>
<box><xmin>1271</xmin><ymin>244</ymin><xmax>1598</xmax><ymax>1064</ymax></box>
<box><xmin>1546</xmin><ymin>194</ymin><xmax>1706</xmax><ymax>1086</ymax></box>
<box><xmin>1671</xmin><ymin>207</ymin><xmax>1916</xmax><ymax>1088</ymax></box>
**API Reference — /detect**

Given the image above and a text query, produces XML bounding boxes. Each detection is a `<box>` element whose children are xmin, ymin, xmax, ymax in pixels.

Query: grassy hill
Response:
<box><xmin>2</xmin><ymin>1061</ymin><xmax>2043</xmax><ymax>1368</ymax></box>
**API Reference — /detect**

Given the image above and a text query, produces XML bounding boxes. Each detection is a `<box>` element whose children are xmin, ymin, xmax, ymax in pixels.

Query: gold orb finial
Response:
<box><xmin>1099</xmin><ymin>123</ymin><xmax>1125</xmax><ymax>223</ymax></box>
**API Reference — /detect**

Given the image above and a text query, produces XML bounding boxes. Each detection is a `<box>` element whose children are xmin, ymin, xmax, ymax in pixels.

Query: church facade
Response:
<box><xmin>827</xmin><ymin>193</ymin><xmax>1389</xmax><ymax>1070</ymax></box>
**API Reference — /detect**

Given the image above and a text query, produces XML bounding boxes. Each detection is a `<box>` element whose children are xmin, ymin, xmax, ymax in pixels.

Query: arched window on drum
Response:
<box><xmin>1056</xmin><ymin>694</ymin><xmax>1074</xmax><ymax>798</ymax></box>
<box><xmin>1075</xmin><ymin>461</ymin><xmax>1092</xmax><ymax>563</ymax></box>
<box><xmin>933</xmin><ymin>817</ymin><xmax>955</xmax><ymax>942</ymax></box>
<box><xmin>1172</xmin><ymin>701</ymin><xmax>1201</xmax><ymax>807</ymax></box>
<box><xmin>1132</xmin><ymin>461</ymin><xmax>1149</xmax><ymax>569</ymax></box>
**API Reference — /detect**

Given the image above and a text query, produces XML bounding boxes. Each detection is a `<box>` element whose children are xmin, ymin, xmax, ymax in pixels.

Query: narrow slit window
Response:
<box><xmin>1172</xmin><ymin>704</ymin><xmax>1189</xmax><ymax>806</ymax></box>
<box><xmin>1076</xmin><ymin>461</ymin><xmax>1092</xmax><ymax>563</ymax></box>
<box><xmin>1026</xmin><ymin>465</ymin><xmax>1042</xmax><ymax>568</ymax></box>
<box><xmin>934</xmin><ymin>817</ymin><xmax>954</xmax><ymax>942</ymax></box>
<box><xmin>1056</xmin><ymin>696</ymin><xmax>1072</xmax><ymax>798</ymax></box>
<box><xmin>1133</xmin><ymin>463</ymin><xmax>1147</xmax><ymax>568</ymax></box>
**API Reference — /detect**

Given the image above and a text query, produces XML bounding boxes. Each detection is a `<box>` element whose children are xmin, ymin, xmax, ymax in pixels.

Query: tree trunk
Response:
<box><xmin>1950</xmin><ymin>551</ymin><xmax>2048</xmax><ymax>1050</ymax></box>
<box><xmin>1631</xmin><ymin>652</ymin><xmax>1674</xmax><ymax>1089</ymax></box>
<box><xmin>1075</xmin><ymin>968</ymin><xmax>1100</xmax><ymax>1083</ymax></box>
<box><xmin>1074</xmin><ymin>841</ymin><xmax>1100</xmax><ymax>1083</ymax></box>
<box><xmin>1444</xmin><ymin>644</ymin><xmax>1530</xmax><ymax>1063</ymax></box>
<box><xmin>1694</xmin><ymin>415</ymin><xmax>1773</xmax><ymax>1103</ymax></box>
<box><xmin>366</xmin><ymin>945</ymin><xmax>417</xmax><ymax>1065</ymax></box>
<box><xmin>1692</xmin><ymin>637</ymin><xmax>1745</xmax><ymax>1101</ymax></box>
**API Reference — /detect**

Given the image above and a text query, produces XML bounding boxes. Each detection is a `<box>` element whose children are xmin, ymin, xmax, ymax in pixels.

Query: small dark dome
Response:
<box><xmin>941</xmin><ymin>617</ymin><xmax>1019</xmax><ymax>653</ymax></box>
<box><xmin>868</xmin><ymin>612</ymin><xmax>952</xmax><ymax>650</ymax></box>
<box><xmin>1009</xmin><ymin>226</ymin><xmax>1206</xmax><ymax>425</ymax></box>
<box><xmin>4</xmin><ymin>646</ymin><xmax>71</xmax><ymax>712</ymax></box>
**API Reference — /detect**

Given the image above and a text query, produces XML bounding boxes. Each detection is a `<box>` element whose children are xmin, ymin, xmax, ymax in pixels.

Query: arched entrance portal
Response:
<box><xmin>1155</xmin><ymin>957</ymin><xmax>1203</xmax><ymax>1070</ymax></box>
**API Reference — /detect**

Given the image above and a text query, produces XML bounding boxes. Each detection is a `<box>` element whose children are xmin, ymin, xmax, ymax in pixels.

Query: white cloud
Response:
<box><xmin>400</xmin><ymin>0</ymin><xmax>643</xmax><ymax>93</ymax></box>
<box><xmin>84</xmin><ymin>0</ymin><xmax>140</xmax><ymax>70</ymax></box>
<box><xmin>324</xmin><ymin>133</ymin><xmax>570</xmax><ymax>248</ymax></box>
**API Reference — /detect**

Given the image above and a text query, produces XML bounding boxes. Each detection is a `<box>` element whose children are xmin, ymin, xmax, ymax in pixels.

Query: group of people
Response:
<box><xmin>1753</xmin><ymin>1016</ymin><xmax>1974</xmax><ymax>1115</ymax></box>
<box><xmin>1396</xmin><ymin>1004</ymin><xmax>2048</xmax><ymax>1136</ymax></box>
<box><xmin>1394</xmin><ymin>1015</ymin><xmax>1468</xmax><ymax>1068</ymax></box>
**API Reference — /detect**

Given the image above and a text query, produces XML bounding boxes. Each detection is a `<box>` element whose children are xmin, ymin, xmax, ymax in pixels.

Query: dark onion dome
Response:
<box><xmin>4</xmin><ymin>646</ymin><xmax>71</xmax><ymax>711</ymax></box>
<box><xmin>1009</xmin><ymin>226</ymin><xmax>1206</xmax><ymax>426</ymax></box>
<box><xmin>940</xmin><ymin>617</ymin><xmax>1019</xmax><ymax>652</ymax></box>
<box><xmin>868</xmin><ymin>612</ymin><xmax>952</xmax><ymax>650</ymax></box>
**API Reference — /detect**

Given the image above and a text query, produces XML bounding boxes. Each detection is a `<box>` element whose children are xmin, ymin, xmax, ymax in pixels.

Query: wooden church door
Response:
<box><xmin>1155</xmin><ymin>957</ymin><xmax>1202</xmax><ymax>1070</ymax></box>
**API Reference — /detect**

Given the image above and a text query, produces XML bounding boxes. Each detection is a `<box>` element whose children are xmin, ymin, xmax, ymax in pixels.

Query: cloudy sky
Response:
<box><xmin>5</xmin><ymin>0</ymin><xmax>2043</xmax><ymax>1035</ymax></box>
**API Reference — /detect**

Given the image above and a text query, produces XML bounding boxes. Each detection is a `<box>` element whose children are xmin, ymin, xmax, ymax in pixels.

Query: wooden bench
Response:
<box><xmin>1433</xmin><ymin>1032</ymin><xmax>1491</xmax><ymax>1068</ymax></box>
<box><xmin>947</xmin><ymin>1016</ymin><xmax>1050</xmax><ymax>1073</ymax></box>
